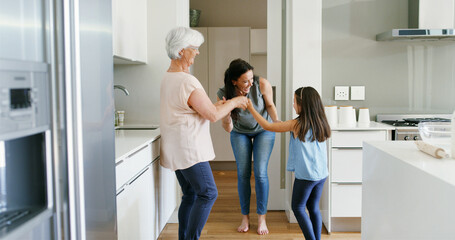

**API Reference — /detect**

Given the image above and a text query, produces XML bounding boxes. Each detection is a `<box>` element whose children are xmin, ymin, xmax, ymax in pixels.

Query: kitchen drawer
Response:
<box><xmin>116</xmin><ymin>144</ymin><xmax>152</xmax><ymax>190</ymax></box>
<box><xmin>331</xmin><ymin>131</ymin><xmax>386</xmax><ymax>148</ymax></box>
<box><xmin>151</xmin><ymin>137</ymin><xmax>160</xmax><ymax>161</ymax></box>
<box><xmin>331</xmin><ymin>149</ymin><xmax>362</xmax><ymax>183</ymax></box>
<box><xmin>331</xmin><ymin>183</ymin><xmax>362</xmax><ymax>217</ymax></box>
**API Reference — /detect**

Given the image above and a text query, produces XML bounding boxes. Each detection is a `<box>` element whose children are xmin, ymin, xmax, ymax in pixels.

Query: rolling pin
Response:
<box><xmin>415</xmin><ymin>141</ymin><xmax>449</xmax><ymax>159</ymax></box>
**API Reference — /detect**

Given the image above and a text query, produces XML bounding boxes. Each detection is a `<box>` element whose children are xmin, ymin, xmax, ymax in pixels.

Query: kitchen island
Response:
<box><xmin>362</xmin><ymin>141</ymin><xmax>455</xmax><ymax>240</ymax></box>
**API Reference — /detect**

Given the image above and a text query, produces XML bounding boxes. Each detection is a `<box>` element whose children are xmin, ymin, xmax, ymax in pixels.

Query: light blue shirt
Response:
<box><xmin>287</xmin><ymin>130</ymin><xmax>328</xmax><ymax>181</ymax></box>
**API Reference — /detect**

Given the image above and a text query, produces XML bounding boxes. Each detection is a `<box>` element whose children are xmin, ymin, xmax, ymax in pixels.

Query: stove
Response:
<box><xmin>377</xmin><ymin>114</ymin><xmax>452</xmax><ymax>141</ymax></box>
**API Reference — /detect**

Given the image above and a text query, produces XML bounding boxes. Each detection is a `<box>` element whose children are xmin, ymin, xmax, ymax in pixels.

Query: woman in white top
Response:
<box><xmin>160</xmin><ymin>27</ymin><xmax>248</xmax><ymax>240</ymax></box>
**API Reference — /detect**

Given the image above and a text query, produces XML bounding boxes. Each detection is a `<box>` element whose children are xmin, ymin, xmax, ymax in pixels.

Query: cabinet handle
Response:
<box><xmin>116</xmin><ymin>188</ymin><xmax>125</xmax><ymax>196</ymax></box>
<box><xmin>332</xmin><ymin>147</ymin><xmax>362</xmax><ymax>150</ymax></box>
<box><xmin>127</xmin><ymin>144</ymin><xmax>148</xmax><ymax>158</ymax></box>
<box><xmin>334</xmin><ymin>182</ymin><xmax>362</xmax><ymax>185</ymax></box>
<box><xmin>115</xmin><ymin>159</ymin><xmax>124</xmax><ymax>166</ymax></box>
<box><xmin>128</xmin><ymin>167</ymin><xmax>149</xmax><ymax>185</ymax></box>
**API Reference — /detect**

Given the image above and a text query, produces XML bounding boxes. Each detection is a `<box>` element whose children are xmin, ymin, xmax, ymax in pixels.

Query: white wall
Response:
<box><xmin>113</xmin><ymin>0</ymin><xmax>189</xmax><ymax>125</ymax></box>
<box><xmin>322</xmin><ymin>0</ymin><xmax>455</xmax><ymax>117</ymax></box>
<box><xmin>190</xmin><ymin>0</ymin><xmax>267</xmax><ymax>28</ymax></box>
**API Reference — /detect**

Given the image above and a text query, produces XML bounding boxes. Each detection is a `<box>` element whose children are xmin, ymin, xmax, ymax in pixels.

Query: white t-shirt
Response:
<box><xmin>160</xmin><ymin>72</ymin><xmax>215</xmax><ymax>171</ymax></box>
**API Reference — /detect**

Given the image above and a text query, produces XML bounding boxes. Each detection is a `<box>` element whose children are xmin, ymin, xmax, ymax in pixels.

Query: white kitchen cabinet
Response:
<box><xmin>152</xmin><ymin>158</ymin><xmax>160</xmax><ymax>239</ymax></box>
<box><xmin>250</xmin><ymin>29</ymin><xmax>267</xmax><ymax>55</ymax></box>
<box><xmin>158</xmin><ymin>163</ymin><xmax>178</xmax><ymax>232</ymax></box>
<box><xmin>322</xmin><ymin>129</ymin><xmax>390</xmax><ymax>232</ymax></box>
<box><xmin>112</xmin><ymin>0</ymin><xmax>147</xmax><ymax>64</ymax></box>
<box><xmin>117</xmin><ymin>167</ymin><xmax>154</xmax><ymax>240</ymax></box>
<box><xmin>116</xmin><ymin>144</ymin><xmax>152</xmax><ymax>190</ymax></box>
<box><xmin>116</xmin><ymin>136</ymin><xmax>177</xmax><ymax>240</ymax></box>
<box><xmin>192</xmin><ymin>27</ymin><xmax>250</xmax><ymax>161</ymax></box>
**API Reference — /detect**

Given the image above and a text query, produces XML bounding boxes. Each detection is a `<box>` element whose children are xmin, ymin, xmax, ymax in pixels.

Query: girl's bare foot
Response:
<box><xmin>237</xmin><ymin>215</ymin><xmax>250</xmax><ymax>233</ymax></box>
<box><xmin>257</xmin><ymin>214</ymin><xmax>269</xmax><ymax>235</ymax></box>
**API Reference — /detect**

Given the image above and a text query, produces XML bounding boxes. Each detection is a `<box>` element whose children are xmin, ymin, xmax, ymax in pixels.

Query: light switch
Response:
<box><xmin>334</xmin><ymin>86</ymin><xmax>349</xmax><ymax>100</ymax></box>
<box><xmin>350</xmin><ymin>86</ymin><xmax>365</xmax><ymax>100</ymax></box>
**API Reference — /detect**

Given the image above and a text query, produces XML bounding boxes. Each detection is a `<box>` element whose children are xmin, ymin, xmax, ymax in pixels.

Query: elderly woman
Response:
<box><xmin>160</xmin><ymin>27</ymin><xmax>248</xmax><ymax>240</ymax></box>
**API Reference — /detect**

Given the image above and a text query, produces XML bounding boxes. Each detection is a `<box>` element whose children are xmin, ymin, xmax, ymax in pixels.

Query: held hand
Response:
<box><xmin>246</xmin><ymin>99</ymin><xmax>254</xmax><ymax>111</ymax></box>
<box><xmin>234</xmin><ymin>96</ymin><xmax>248</xmax><ymax>110</ymax></box>
<box><xmin>214</xmin><ymin>98</ymin><xmax>227</xmax><ymax>107</ymax></box>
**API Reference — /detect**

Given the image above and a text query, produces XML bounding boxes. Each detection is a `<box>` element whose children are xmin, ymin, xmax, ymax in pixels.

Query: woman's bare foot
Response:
<box><xmin>257</xmin><ymin>214</ymin><xmax>269</xmax><ymax>235</ymax></box>
<box><xmin>237</xmin><ymin>215</ymin><xmax>250</xmax><ymax>233</ymax></box>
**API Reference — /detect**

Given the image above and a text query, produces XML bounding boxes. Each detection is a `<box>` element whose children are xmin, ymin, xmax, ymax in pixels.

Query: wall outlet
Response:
<box><xmin>334</xmin><ymin>86</ymin><xmax>349</xmax><ymax>100</ymax></box>
<box><xmin>351</xmin><ymin>86</ymin><xmax>365</xmax><ymax>100</ymax></box>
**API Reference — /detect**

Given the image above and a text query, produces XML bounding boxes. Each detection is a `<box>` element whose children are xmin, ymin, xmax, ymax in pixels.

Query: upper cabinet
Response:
<box><xmin>250</xmin><ymin>29</ymin><xmax>267</xmax><ymax>55</ymax></box>
<box><xmin>112</xmin><ymin>0</ymin><xmax>147</xmax><ymax>64</ymax></box>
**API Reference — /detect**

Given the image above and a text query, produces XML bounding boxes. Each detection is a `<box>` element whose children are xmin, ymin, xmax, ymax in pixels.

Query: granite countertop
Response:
<box><xmin>331</xmin><ymin>121</ymin><xmax>395</xmax><ymax>131</ymax></box>
<box><xmin>115</xmin><ymin>127</ymin><xmax>160</xmax><ymax>163</ymax></box>
<box><xmin>365</xmin><ymin>141</ymin><xmax>455</xmax><ymax>187</ymax></box>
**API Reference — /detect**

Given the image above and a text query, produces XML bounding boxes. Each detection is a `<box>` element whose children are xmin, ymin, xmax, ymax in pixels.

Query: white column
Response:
<box><xmin>284</xmin><ymin>0</ymin><xmax>322</xmax><ymax>223</ymax></box>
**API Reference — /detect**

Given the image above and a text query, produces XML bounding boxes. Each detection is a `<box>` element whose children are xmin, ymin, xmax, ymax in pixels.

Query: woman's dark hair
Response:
<box><xmin>223</xmin><ymin>58</ymin><xmax>254</xmax><ymax>121</ymax></box>
<box><xmin>294</xmin><ymin>87</ymin><xmax>331</xmax><ymax>142</ymax></box>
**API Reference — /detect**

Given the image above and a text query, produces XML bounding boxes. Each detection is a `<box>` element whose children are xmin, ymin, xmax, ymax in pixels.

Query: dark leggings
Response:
<box><xmin>291</xmin><ymin>177</ymin><xmax>327</xmax><ymax>240</ymax></box>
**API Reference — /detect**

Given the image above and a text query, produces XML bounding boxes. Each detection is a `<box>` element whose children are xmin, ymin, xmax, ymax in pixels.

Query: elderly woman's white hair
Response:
<box><xmin>165</xmin><ymin>27</ymin><xmax>204</xmax><ymax>60</ymax></box>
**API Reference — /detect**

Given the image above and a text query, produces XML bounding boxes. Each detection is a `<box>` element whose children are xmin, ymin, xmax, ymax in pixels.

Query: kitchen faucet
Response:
<box><xmin>114</xmin><ymin>85</ymin><xmax>130</xmax><ymax>95</ymax></box>
<box><xmin>114</xmin><ymin>85</ymin><xmax>129</xmax><ymax>126</ymax></box>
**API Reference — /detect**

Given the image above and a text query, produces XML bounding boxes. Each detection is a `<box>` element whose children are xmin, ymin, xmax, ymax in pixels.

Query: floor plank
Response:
<box><xmin>158</xmin><ymin>170</ymin><xmax>361</xmax><ymax>239</ymax></box>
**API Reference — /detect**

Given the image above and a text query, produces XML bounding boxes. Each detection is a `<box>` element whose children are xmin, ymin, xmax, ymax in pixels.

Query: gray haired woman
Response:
<box><xmin>160</xmin><ymin>27</ymin><xmax>248</xmax><ymax>240</ymax></box>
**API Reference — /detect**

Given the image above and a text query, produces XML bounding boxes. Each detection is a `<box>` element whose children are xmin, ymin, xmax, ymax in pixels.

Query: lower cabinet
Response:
<box><xmin>117</xmin><ymin>137</ymin><xmax>178</xmax><ymax>239</ymax></box>
<box><xmin>117</xmin><ymin>166</ymin><xmax>155</xmax><ymax>240</ymax></box>
<box><xmin>321</xmin><ymin>129</ymin><xmax>390</xmax><ymax>232</ymax></box>
<box><xmin>158</xmin><ymin>162</ymin><xmax>178</xmax><ymax>232</ymax></box>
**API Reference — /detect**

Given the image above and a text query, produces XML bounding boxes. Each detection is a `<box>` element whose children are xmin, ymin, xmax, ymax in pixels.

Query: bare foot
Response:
<box><xmin>257</xmin><ymin>214</ymin><xmax>269</xmax><ymax>235</ymax></box>
<box><xmin>237</xmin><ymin>215</ymin><xmax>250</xmax><ymax>233</ymax></box>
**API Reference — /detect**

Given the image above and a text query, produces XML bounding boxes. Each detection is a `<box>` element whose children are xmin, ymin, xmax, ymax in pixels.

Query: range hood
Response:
<box><xmin>376</xmin><ymin>0</ymin><xmax>455</xmax><ymax>41</ymax></box>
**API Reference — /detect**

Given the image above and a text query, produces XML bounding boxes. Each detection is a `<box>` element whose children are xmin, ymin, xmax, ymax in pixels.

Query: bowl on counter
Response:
<box><xmin>418</xmin><ymin>121</ymin><xmax>452</xmax><ymax>151</ymax></box>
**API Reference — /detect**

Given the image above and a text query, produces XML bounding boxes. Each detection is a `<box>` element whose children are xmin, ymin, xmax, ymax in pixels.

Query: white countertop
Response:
<box><xmin>362</xmin><ymin>140</ymin><xmax>455</xmax><ymax>239</ymax></box>
<box><xmin>364</xmin><ymin>141</ymin><xmax>455</xmax><ymax>187</ymax></box>
<box><xmin>331</xmin><ymin>121</ymin><xmax>395</xmax><ymax>131</ymax></box>
<box><xmin>115</xmin><ymin>128</ymin><xmax>160</xmax><ymax>163</ymax></box>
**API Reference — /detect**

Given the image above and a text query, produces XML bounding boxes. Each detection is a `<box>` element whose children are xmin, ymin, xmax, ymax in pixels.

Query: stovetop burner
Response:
<box><xmin>381</xmin><ymin>117</ymin><xmax>450</xmax><ymax>127</ymax></box>
<box><xmin>377</xmin><ymin>114</ymin><xmax>452</xmax><ymax>141</ymax></box>
<box><xmin>381</xmin><ymin>120</ymin><xmax>417</xmax><ymax>127</ymax></box>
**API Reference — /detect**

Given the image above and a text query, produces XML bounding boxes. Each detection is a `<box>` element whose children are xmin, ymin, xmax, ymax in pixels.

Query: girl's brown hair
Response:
<box><xmin>294</xmin><ymin>87</ymin><xmax>331</xmax><ymax>142</ymax></box>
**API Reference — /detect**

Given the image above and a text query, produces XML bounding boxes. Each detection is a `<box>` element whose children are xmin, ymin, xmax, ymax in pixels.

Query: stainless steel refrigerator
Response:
<box><xmin>0</xmin><ymin>0</ymin><xmax>117</xmax><ymax>239</ymax></box>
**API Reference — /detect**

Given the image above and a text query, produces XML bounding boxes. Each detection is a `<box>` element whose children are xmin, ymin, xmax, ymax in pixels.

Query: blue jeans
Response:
<box><xmin>175</xmin><ymin>162</ymin><xmax>218</xmax><ymax>240</ymax></box>
<box><xmin>230</xmin><ymin>130</ymin><xmax>275</xmax><ymax>215</ymax></box>
<box><xmin>291</xmin><ymin>177</ymin><xmax>326</xmax><ymax>240</ymax></box>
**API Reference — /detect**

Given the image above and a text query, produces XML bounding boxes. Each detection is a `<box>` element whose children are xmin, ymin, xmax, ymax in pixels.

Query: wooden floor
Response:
<box><xmin>158</xmin><ymin>171</ymin><xmax>361</xmax><ymax>240</ymax></box>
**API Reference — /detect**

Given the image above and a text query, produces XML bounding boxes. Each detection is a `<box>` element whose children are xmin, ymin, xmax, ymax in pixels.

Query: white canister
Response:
<box><xmin>324</xmin><ymin>105</ymin><xmax>338</xmax><ymax>127</ymax></box>
<box><xmin>358</xmin><ymin>108</ymin><xmax>370</xmax><ymax>124</ymax></box>
<box><xmin>339</xmin><ymin>106</ymin><xmax>355</xmax><ymax>127</ymax></box>
<box><xmin>117</xmin><ymin>110</ymin><xmax>125</xmax><ymax>126</ymax></box>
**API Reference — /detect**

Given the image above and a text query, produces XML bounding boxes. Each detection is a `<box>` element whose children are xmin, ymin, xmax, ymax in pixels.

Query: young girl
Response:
<box><xmin>246</xmin><ymin>86</ymin><xmax>331</xmax><ymax>240</ymax></box>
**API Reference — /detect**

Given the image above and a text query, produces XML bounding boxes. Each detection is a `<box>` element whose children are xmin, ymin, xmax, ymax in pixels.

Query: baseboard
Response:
<box><xmin>285</xmin><ymin>209</ymin><xmax>298</xmax><ymax>223</ymax></box>
<box><xmin>168</xmin><ymin>208</ymin><xmax>179</xmax><ymax>223</ymax></box>
<box><xmin>209</xmin><ymin>161</ymin><xmax>237</xmax><ymax>171</ymax></box>
<box><xmin>331</xmin><ymin>217</ymin><xmax>361</xmax><ymax>232</ymax></box>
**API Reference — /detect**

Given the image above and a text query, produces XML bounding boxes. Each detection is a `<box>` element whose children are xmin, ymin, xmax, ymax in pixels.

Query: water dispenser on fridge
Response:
<box><xmin>0</xmin><ymin>61</ymin><xmax>54</xmax><ymax>239</ymax></box>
